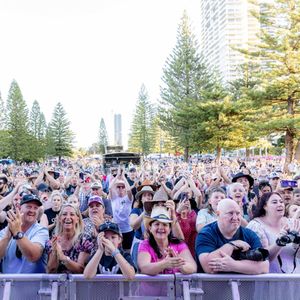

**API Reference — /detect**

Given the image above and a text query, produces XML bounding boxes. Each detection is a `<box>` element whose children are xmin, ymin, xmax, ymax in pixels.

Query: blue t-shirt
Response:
<box><xmin>195</xmin><ymin>221</ymin><xmax>262</xmax><ymax>272</ymax></box>
<box><xmin>0</xmin><ymin>223</ymin><xmax>49</xmax><ymax>273</ymax></box>
<box><xmin>130</xmin><ymin>207</ymin><xmax>145</xmax><ymax>240</ymax></box>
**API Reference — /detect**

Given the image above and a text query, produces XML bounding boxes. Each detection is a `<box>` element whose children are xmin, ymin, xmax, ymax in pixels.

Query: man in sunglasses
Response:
<box><xmin>0</xmin><ymin>194</ymin><xmax>49</xmax><ymax>273</ymax></box>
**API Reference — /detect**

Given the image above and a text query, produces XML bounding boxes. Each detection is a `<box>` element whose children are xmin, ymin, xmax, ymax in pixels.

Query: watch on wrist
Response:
<box><xmin>13</xmin><ymin>232</ymin><xmax>24</xmax><ymax>240</ymax></box>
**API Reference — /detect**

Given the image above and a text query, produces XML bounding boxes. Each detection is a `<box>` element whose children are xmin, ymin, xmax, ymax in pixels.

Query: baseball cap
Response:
<box><xmin>91</xmin><ymin>182</ymin><xmax>102</xmax><ymax>189</ymax></box>
<box><xmin>37</xmin><ymin>183</ymin><xmax>52</xmax><ymax>192</ymax></box>
<box><xmin>88</xmin><ymin>195</ymin><xmax>104</xmax><ymax>207</ymax></box>
<box><xmin>269</xmin><ymin>172</ymin><xmax>280</xmax><ymax>179</ymax></box>
<box><xmin>99</xmin><ymin>221</ymin><xmax>122</xmax><ymax>236</ymax></box>
<box><xmin>20</xmin><ymin>194</ymin><xmax>42</xmax><ymax>207</ymax></box>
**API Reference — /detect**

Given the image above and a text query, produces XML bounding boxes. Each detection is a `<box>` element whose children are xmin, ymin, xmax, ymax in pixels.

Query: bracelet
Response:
<box><xmin>111</xmin><ymin>249</ymin><xmax>120</xmax><ymax>257</ymax></box>
<box><xmin>228</xmin><ymin>242</ymin><xmax>238</xmax><ymax>249</ymax></box>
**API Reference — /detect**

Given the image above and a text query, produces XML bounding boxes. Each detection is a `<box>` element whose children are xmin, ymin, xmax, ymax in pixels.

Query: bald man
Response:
<box><xmin>195</xmin><ymin>199</ymin><xmax>269</xmax><ymax>274</ymax></box>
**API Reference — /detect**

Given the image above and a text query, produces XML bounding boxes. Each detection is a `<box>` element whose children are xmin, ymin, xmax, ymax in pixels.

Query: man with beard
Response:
<box><xmin>0</xmin><ymin>194</ymin><xmax>49</xmax><ymax>273</ymax></box>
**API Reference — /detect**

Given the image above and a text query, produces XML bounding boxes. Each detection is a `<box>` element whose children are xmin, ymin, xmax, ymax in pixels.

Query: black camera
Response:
<box><xmin>276</xmin><ymin>231</ymin><xmax>300</xmax><ymax>246</ymax></box>
<box><xmin>232</xmin><ymin>248</ymin><xmax>269</xmax><ymax>261</ymax></box>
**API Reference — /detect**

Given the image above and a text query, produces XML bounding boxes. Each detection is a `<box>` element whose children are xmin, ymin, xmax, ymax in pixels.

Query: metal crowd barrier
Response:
<box><xmin>1</xmin><ymin>273</ymin><xmax>300</xmax><ymax>300</ymax></box>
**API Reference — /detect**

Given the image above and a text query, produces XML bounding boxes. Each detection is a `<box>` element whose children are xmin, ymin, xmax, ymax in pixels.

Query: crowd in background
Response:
<box><xmin>0</xmin><ymin>155</ymin><xmax>299</xmax><ymax>278</ymax></box>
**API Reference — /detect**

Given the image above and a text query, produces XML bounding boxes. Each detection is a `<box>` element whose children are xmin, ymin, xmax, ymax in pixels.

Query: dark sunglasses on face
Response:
<box><xmin>117</xmin><ymin>186</ymin><xmax>125</xmax><ymax>189</ymax></box>
<box><xmin>92</xmin><ymin>188</ymin><xmax>100</xmax><ymax>191</ymax></box>
<box><xmin>0</xmin><ymin>181</ymin><xmax>5</xmax><ymax>185</ymax></box>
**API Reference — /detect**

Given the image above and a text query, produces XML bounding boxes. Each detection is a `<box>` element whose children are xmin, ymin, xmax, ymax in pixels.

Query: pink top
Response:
<box><xmin>138</xmin><ymin>239</ymin><xmax>188</xmax><ymax>274</ymax></box>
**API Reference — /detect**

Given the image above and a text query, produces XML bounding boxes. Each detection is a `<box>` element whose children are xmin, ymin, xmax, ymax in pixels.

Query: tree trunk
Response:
<box><xmin>216</xmin><ymin>146</ymin><xmax>222</xmax><ymax>164</ymax></box>
<box><xmin>184</xmin><ymin>147</ymin><xmax>189</xmax><ymax>162</ymax></box>
<box><xmin>284</xmin><ymin>97</ymin><xmax>296</xmax><ymax>173</ymax></box>
<box><xmin>295</xmin><ymin>141</ymin><xmax>300</xmax><ymax>161</ymax></box>
<box><xmin>246</xmin><ymin>148</ymin><xmax>250</xmax><ymax>158</ymax></box>
<box><xmin>284</xmin><ymin>129</ymin><xmax>295</xmax><ymax>173</ymax></box>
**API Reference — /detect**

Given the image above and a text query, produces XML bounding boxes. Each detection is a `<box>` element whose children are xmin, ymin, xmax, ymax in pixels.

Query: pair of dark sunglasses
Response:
<box><xmin>16</xmin><ymin>246</ymin><xmax>22</xmax><ymax>259</ymax></box>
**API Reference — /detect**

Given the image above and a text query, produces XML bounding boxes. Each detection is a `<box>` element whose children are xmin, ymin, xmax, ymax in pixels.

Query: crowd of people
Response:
<box><xmin>0</xmin><ymin>155</ymin><xmax>299</xmax><ymax>278</ymax></box>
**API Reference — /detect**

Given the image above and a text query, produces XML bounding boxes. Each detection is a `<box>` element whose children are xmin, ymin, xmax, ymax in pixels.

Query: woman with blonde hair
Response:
<box><xmin>46</xmin><ymin>203</ymin><xmax>93</xmax><ymax>273</ymax></box>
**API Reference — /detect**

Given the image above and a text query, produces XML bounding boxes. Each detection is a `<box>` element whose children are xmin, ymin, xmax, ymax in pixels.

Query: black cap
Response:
<box><xmin>20</xmin><ymin>194</ymin><xmax>42</xmax><ymax>207</ymax></box>
<box><xmin>37</xmin><ymin>183</ymin><xmax>52</xmax><ymax>192</ymax></box>
<box><xmin>99</xmin><ymin>221</ymin><xmax>122</xmax><ymax>236</ymax></box>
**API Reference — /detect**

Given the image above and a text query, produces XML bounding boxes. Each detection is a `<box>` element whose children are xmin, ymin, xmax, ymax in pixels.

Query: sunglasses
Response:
<box><xmin>16</xmin><ymin>246</ymin><xmax>22</xmax><ymax>259</ymax></box>
<box><xmin>92</xmin><ymin>188</ymin><xmax>100</xmax><ymax>191</ymax></box>
<box><xmin>0</xmin><ymin>181</ymin><xmax>5</xmax><ymax>185</ymax></box>
<box><xmin>117</xmin><ymin>186</ymin><xmax>125</xmax><ymax>189</ymax></box>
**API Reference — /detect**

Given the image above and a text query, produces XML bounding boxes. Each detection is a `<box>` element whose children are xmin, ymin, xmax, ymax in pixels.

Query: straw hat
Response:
<box><xmin>137</xmin><ymin>179</ymin><xmax>157</xmax><ymax>192</ymax></box>
<box><xmin>144</xmin><ymin>205</ymin><xmax>172</xmax><ymax>230</ymax></box>
<box><xmin>135</xmin><ymin>185</ymin><xmax>155</xmax><ymax>200</ymax></box>
<box><xmin>143</xmin><ymin>187</ymin><xmax>169</xmax><ymax>213</ymax></box>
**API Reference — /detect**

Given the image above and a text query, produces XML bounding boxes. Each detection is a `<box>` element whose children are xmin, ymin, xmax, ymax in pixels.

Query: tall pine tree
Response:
<box><xmin>47</xmin><ymin>102</ymin><xmax>73</xmax><ymax>163</ymax></box>
<box><xmin>245</xmin><ymin>0</ymin><xmax>300</xmax><ymax>171</ymax></box>
<box><xmin>6</xmin><ymin>80</ymin><xmax>31</xmax><ymax>161</ymax></box>
<box><xmin>159</xmin><ymin>11</ymin><xmax>214</xmax><ymax>160</ymax></box>
<box><xmin>29</xmin><ymin>100</ymin><xmax>47</xmax><ymax>161</ymax></box>
<box><xmin>128</xmin><ymin>84</ymin><xmax>156</xmax><ymax>155</ymax></box>
<box><xmin>98</xmin><ymin>118</ymin><xmax>108</xmax><ymax>154</ymax></box>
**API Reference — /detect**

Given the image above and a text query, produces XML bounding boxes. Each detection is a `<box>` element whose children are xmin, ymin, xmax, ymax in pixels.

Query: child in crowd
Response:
<box><xmin>84</xmin><ymin>221</ymin><xmax>135</xmax><ymax>279</ymax></box>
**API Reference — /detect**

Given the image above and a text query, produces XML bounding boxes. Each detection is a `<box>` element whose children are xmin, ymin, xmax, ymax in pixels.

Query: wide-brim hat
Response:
<box><xmin>144</xmin><ymin>206</ymin><xmax>172</xmax><ymax>230</ymax></box>
<box><xmin>137</xmin><ymin>179</ymin><xmax>157</xmax><ymax>192</ymax></box>
<box><xmin>135</xmin><ymin>185</ymin><xmax>155</xmax><ymax>200</ymax></box>
<box><xmin>143</xmin><ymin>187</ymin><xmax>169</xmax><ymax>213</ymax></box>
<box><xmin>232</xmin><ymin>172</ymin><xmax>254</xmax><ymax>188</ymax></box>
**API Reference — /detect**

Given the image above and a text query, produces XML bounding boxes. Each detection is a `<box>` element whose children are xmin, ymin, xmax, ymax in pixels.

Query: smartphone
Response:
<box><xmin>79</xmin><ymin>172</ymin><xmax>85</xmax><ymax>181</ymax></box>
<box><xmin>281</xmin><ymin>180</ymin><xmax>298</xmax><ymax>188</ymax></box>
<box><xmin>180</xmin><ymin>192</ymin><xmax>188</xmax><ymax>202</ymax></box>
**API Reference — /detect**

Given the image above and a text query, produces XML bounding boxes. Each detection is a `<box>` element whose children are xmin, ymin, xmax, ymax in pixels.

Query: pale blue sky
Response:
<box><xmin>0</xmin><ymin>0</ymin><xmax>201</xmax><ymax>149</ymax></box>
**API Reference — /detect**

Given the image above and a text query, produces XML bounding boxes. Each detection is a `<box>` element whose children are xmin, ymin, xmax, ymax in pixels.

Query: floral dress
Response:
<box><xmin>46</xmin><ymin>232</ymin><xmax>94</xmax><ymax>273</ymax></box>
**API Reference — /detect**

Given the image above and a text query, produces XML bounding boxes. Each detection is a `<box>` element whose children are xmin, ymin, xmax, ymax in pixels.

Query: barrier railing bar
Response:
<box><xmin>51</xmin><ymin>282</ymin><xmax>58</xmax><ymax>300</ymax></box>
<box><xmin>182</xmin><ymin>280</ymin><xmax>191</xmax><ymax>300</ymax></box>
<box><xmin>2</xmin><ymin>281</ymin><xmax>11</xmax><ymax>300</ymax></box>
<box><xmin>229</xmin><ymin>281</ymin><xmax>240</xmax><ymax>300</ymax></box>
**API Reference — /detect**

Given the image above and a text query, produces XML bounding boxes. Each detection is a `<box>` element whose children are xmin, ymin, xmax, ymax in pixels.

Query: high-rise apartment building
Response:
<box><xmin>114</xmin><ymin>114</ymin><xmax>122</xmax><ymax>146</ymax></box>
<box><xmin>199</xmin><ymin>0</ymin><xmax>260</xmax><ymax>83</ymax></box>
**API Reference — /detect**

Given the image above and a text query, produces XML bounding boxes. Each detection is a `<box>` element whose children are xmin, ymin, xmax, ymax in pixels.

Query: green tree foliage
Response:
<box><xmin>47</xmin><ymin>102</ymin><xmax>73</xmax><ymax>162</ymax></box>
<box><xmin>6</xmin><ymin>80</ymin><xmax>31</xmax><ymax>161</ymax></box>
<box><xmin>159</xmin><ymin>11</ymin><xmax>214</xmax><ymax>160</ymax></box>
<box><xmin>189</xmin><ymin>95</ymin><xmax>251</xmax><ymax>161</ymax></box>
<box><xmin>29</xmin><ymin>100</ymin><xmax>47</xmax><ymax>161</ymax></box>
<box><xmin>0</xmin><ymin>91</ymin><xmax>6</xmax><ymax>130</ymax></box>
<box><xmin>246</xmin><ymin>0</ymin><xmax>300</xmax><ymax>171</ymax></box>
<box><xmin>98</xmin><ymin>118</ymin><xmax>108</xmax><ymax>154</ymax></box>
<box><xmin>128</xmin><ymin>84</ymin><xmax>156</xmax><ymax>155</ymax></box>
<box><xmin>0</xmin><ymin>90</ymin><xmax>10</xmax><ymax>157</ymax></box>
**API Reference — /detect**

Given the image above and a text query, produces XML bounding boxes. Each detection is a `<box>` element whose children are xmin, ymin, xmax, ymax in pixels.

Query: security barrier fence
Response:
<box><xmin>0</xmin><ymin>274</ymin><xmax>300</xmax><ymax>300</ymax></box>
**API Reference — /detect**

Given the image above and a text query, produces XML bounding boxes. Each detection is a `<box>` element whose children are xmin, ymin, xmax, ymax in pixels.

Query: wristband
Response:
<box><xmin>228</xmin><ymin>242</ymin><xmax>239</xmax><ymax>249</ymax></box>
<box><xmin>112</xmin><ymin>249</ymin><xmax>120</xmax><ymax>257</ymax></box>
